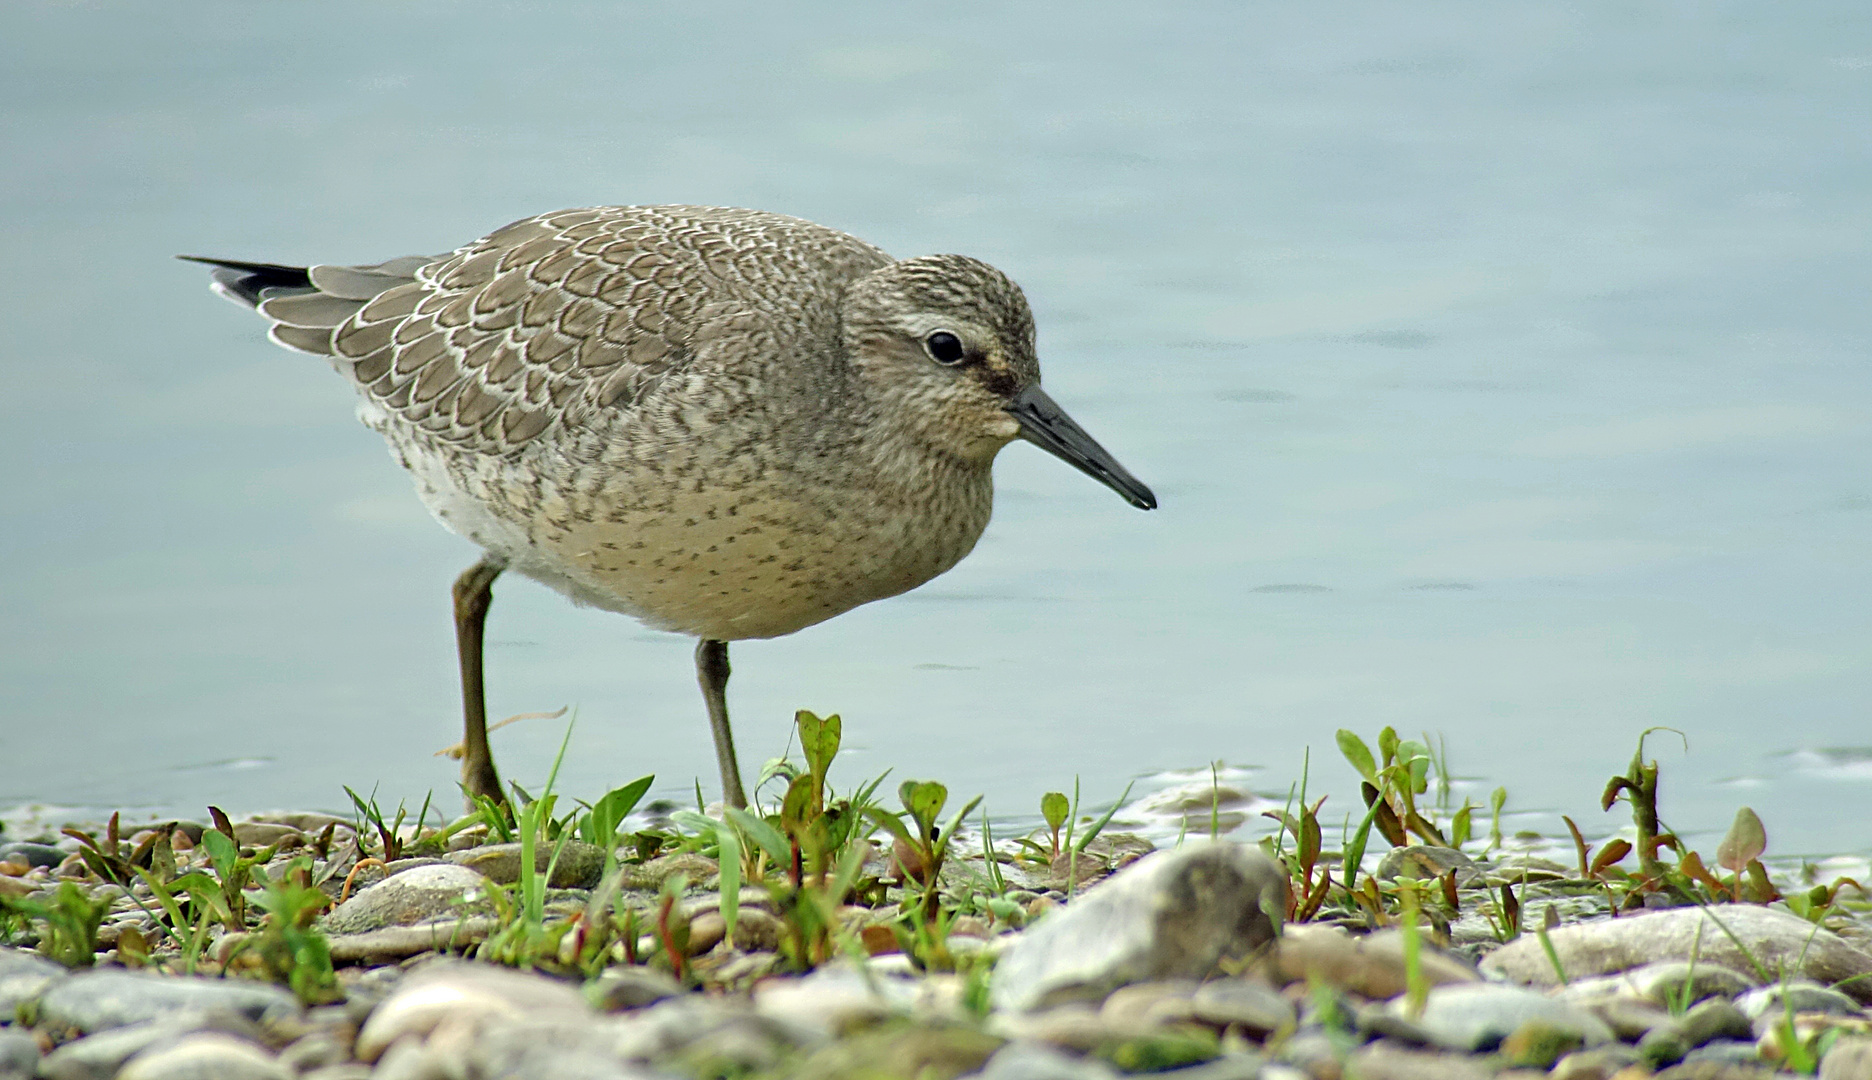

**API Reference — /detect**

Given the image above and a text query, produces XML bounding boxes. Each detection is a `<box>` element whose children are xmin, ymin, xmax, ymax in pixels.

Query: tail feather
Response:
<box><xmin>178</xmin><ymin>255</ymin><xmax>314</xmax><ymax>308</ymax></box>
<box><xmin>184</xmin><ymin>250</ymin><xmax>445</xmax><ymax>358</ymax></box>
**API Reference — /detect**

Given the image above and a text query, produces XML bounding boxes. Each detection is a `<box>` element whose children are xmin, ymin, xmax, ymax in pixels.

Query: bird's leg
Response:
<box><xmin>695</xmin><ymin>639</ymin><xmax>747</xmax><ymax>809</ymax></box>
<box><xmin>452</xmin><ymin>557</ymin><xmax>507</xmax><ymax>808</ymax></box>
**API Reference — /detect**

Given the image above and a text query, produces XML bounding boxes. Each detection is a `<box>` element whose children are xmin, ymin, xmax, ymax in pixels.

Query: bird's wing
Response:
<box><xmin>245</xmin><ymin>205</ymin><xmax>882</xmax><ymax>458</ymax></box>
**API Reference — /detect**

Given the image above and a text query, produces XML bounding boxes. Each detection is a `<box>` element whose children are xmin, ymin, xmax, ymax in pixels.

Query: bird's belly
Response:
<box><xmin>533</xmin><ymin>488</ymin><xmax>987</xmax><ymax>640</ymax></box>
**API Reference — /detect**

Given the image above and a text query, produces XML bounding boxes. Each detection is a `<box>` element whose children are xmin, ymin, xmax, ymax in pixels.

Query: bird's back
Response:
<box><xmin>217</xmin><ymin>206</ymin><xmax>999</xmax><ymax>640</ymax></box>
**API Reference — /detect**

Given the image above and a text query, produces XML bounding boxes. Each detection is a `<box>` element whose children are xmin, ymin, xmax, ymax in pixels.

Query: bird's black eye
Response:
<box><xmin>924</xmin><ymin>330</ymin><xmax>965</xmax><ymax>366</ymax></box>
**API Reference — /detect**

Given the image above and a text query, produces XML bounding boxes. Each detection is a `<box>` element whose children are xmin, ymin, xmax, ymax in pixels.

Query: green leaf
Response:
<box><xmin>715</xmin><ymin>824</ymin><xmax>740</xmax><ymax>944</ymax></box>
<box><xmin>590</xmin><ymin>775</ymin><xmax>655</xmax><ymax>841</ymax></box>
<box><xmin>724</xmin><ymin>807</ymin><xmax>790</xmax><ymax>866</ymax></box>
<box><xmin>864</xmin><ymin>806</ymin><xmax>914</xmax><ymax>849</ymax></box>
<box><xmin>797</xmin><ymin>711</ymin><xmax>841</xmax><ymax>783</ymax></box>
<box><xmin>1451</xmin><ymin>803</ymin><xmax>1473</xmax><ymax>848</ymax></box>
<box><xmin>1377</xmin><ymin>727</ymin><xmax>1400</xmax><ymax>768</ymax></box>
<box><xmin>900</xmin><ymin>781</ymin><xmax>948</xmax><ymax>837</ymax></box>
<box><xmin>1716</xmin><ymin>807</ymin><xmax>1767</xmax><ymax>873</ymax></box>
<box><xmin>780</xmin><ymin>774</ymin><xmax>816</xmax><ymax>836</ymax></box>
<box><xmin>198</xmin><ymin>828</ymin><xmax>237</xmax><ymax>879</ymax></box>
<box><xmin>1336</xmin><ymin>731</ymin><xmax>1378</xmax><ymax>784</ymax></box>
<box><xmin>1343</xmin><ymin>802</ymin><xmax>1380</xmax><ymax>885</ymax></box>
<box><xmin>1073</xmin><ymin>780</ymin><xmax>1136</xmax><ymax>855</ymax></box>
<box><xmin>1040</xmin><ymin>792</ymin><xmax>1070</xmax><ymax>834</ymax></box>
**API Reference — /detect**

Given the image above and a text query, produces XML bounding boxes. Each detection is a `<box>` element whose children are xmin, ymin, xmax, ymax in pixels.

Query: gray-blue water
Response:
<box><xmin>3</xmin><ymin>2</ymin><xmax>1869</xmax><ymax>858</ymax></box>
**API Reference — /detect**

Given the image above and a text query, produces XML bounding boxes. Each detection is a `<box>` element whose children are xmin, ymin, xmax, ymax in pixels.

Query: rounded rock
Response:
<box><xmin>117</xmin><ymin>1034</ymin><xmax>290</xmax><ymax>1080</ymax></box>
<box><xmin>321</xmin><ymin>863</ymin><xmax>489</xmax><ymax>934</ymax></box>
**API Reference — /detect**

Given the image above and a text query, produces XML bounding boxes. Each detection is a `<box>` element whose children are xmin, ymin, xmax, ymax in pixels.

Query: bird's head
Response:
<box><xmin>841</xmin><ymin>254</ymin><xmax>1156</xmax><ymax>510</ymax></box>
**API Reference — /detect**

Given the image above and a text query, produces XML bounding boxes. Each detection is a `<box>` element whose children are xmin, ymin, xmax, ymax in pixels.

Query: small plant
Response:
<box><xmin>0</xmin><ymin>883</ymin><xmax>109</xmax><ymax>968</ymax></box>
<box><xmin>870</xmin><ymin>780</ymin><xmax>981</xmax><ymax>920</ymax></box>
<box><xmin>250</xmin><ymin>857</ymin><xmax>339</xmax><ymax>1004</ymax></box>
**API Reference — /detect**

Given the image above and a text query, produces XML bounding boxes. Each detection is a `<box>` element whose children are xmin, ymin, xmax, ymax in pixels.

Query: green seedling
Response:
<box><xmin>1337</xmin><ymin>728</ymin><xmax>1447</xmax><ymax>848</ymax></box>
<box><xmin>0</xmin><ymin>882</ymin><xmax>109</xmax><ymax>968</ymax></box>
<box><xmin>868</xmin><ymin>779</ymin><xmax>981</xmax><ymax>919</ymax></box>
<box><xmin>1039</xmin><ymin>792</ymin><xmax>1069</xmax><ymax>860</ymax></box>
<box><xmin>250</xmin><ymin>856</ymin><xmax>338</xmax><ymax>1004</ymax></box>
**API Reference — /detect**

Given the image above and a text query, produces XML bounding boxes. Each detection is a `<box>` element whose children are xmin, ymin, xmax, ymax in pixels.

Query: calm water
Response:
<box><xmin>3</xmin><ymin>2</ymin><xmax>1869</xmax><ymax>856</ymax></box>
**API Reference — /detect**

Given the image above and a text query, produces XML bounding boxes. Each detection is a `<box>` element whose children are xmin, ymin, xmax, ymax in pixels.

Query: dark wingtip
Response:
<box><xmin>180</xmin><ymin>255</ymin><xmax>313</xmax><ymax>308</ymax></box>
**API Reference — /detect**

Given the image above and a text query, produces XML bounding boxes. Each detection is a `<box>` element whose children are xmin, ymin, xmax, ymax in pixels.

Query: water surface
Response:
<box><xmin>2</xmin><ymin>2</ymin><xmax>1869</xmax><ymax>856</ymax></box>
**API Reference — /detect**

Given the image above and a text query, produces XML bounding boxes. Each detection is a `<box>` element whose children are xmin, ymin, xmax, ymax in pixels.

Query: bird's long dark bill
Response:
<box><xmin>1007</xmin><ymin>385</ymin><xmax>1158</xmax><ymax>510</ymax></box>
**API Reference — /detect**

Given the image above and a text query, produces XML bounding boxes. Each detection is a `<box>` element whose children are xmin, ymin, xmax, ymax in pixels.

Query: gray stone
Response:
<box><xmin>459</xmin><ymin>1015</ymin><xmax>647</xmax><ymax>1080</ymax></box>
<box><xmin>36</xmin><ymin>971</ymin><xmax>298</xmax><ymax>1035</ymax></box>
<box><xmin>354</xmin><ymin>961</ymin><xmax>587</xmax><ymax>1062</ymax></box>
<box><xmin>1737</xmin><ymin>980</ymin><xmax>1862</xmax><ymax>1020</ymax></box>
<box><xmin>1551</xmin><ymin>1045</ymin><xmax>1643</xmax><ymax>1080</ymax></box>
<box><xmin>613</xmin><ymin>995</ymin><xmax>789</xmax><ymax>1063</ymax></box>
<box><xmin>1148</xmin><ymin>1052</ymin><xmax>1264</xmax><ymax>1080</ymax></box>
<box><xmin>1628</xmin><ymin>961</ymin><xmax>1760</xmax><ymax>1007</ymax></box>
<box><xmin>230</xmin><ymin>823</ymin><xmax>303</xmax><ymax>849</ymax></box>
<box><xmin>1679</xmin><ymin>1039</ymin><xmax>1767</xmax><ymax>1067</ymax></box>
<box><xmin>320</xmin><ymin>863</ymin><xmax>490</xmax><ymax>934</ymax></box>
<box><xmin>752</xmin><ymin>964</ymin><xmax>913</xmax><ymax>1040</ymax></box>
<box><xmin>0</xmin><ymin>1027</ymin><xmax>36</xmax><ymax>1080</ymax></box>
<box><xmin>616</xmin><ymin>852</ymin><xmax>719</xmax><ymax>891</ymax></box>
<box><xmin>1189</xmin><ymin>977</ymin><xmax>1295</xmax><ymax>1034</ymax></box>
<box><xmin>1822</xmin><ymin>1036</ymin><xmax>1872</xmax><ymax>1080</ymax></box>
<box><xmin>0</xmin><ymin>945</ymin><xmax>67</xmax><ymax>1017</ymax></box>
<box><xmin>1344</xmin><ymin>1042</ymin><xmax>1493</xmax><ymax>1080</ymax></box>
<box><xmin>1588</xmin><ymin>997</ymin><xmax>1675</xmax><ymax>1041</ymax></box>
<box><xmin>1394</xmin><ymin>982</ymin><xmax>1613</xmax><ymax>1052</ymax></box>
<box><xmin>0</xmin><ymin>842</ymin><xmax>65</xmax><ymax>868</ymax></box>
<box><xmin>116</xmin><ymin>1033</ymin><xmax>290</xmax><ymax>1080</ymax></box>
<box><xmin>448</xmin><ymin>841</ymin><xmax>608</xmax><ymax>889</ymax></box>
<box><xmin>1375</xmin><ymin>845</ymin><xmax>1480</xmax><ymax>885</ymax></box>
<box><xmin>990</xmin><ymin>842</ymin><xmax>1286</xmax><ymax>1012</ymax></box>
<box><xmin>1267</xmin><ymin>924</ymin><xmax>1478</xmax><ymax>999</ymax></box>
<box><xmin>277</xmin><ymin>1031</ymin><xmax>348</xmax><ymax>1071</ymax></box>
<box><xmin>1656</xmin><ymin>1060</ymin><xmax>1778</xmax><ymax>1079</ymax></box>
<box><xmin>1482</xmin><ymin>905</ymin><xmax>1872</xmax><ymax>1002</ymax></box>
<box><xmin>37</xmin><ymin>1013</ymin><xmax>265</xmax><ymax>1080</ymax></box>
<box><xmin>971</xmin><ymin>1040</ymin><xmax>1121</xmax><ymax>1079</ymax></box>
<box><xmin>323</xmin><ymin>916</ymin><xmax>498</xmax><ymax>963</ymax></box>
<box><xmin>301</xmin><ymin>1068</ymin><xmax>373</xmax><ymax>1080</ymax></box>
<box><xmin>589</xmin><ymin>967</ymin><xmax>684</xmax><ymax>1012</ymax></box>
<box><xmin>1680</xmin><ymin>998</ymin><xmax>1754</xmax><ymax>1047</ymax></box>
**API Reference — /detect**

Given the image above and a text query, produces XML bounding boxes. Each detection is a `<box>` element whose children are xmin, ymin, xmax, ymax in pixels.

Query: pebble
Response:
<box><xmin>990</xmin><ymin>842</ymin><xmax>1287</xmax><ymax>1012</ymax></box>
<box><xmin>36</xmin><ymin>971</ymin><xmax>299</xmax><ymax>1035</ymax></box>
<box><xmin>448</xmin><ymin>841</ymin><xmax>608</xmax><ymax>889</ymax></box>
<box><xmin>1823</xmin><ymin>1036</ymin><xmax>1872</xmax><ymax>1080</ymax></box>
<box><xmin>1395</xmin><ymin>982</ymin><xmax>1613</xmax><ymax>1052</ymax></box>
<box><xmin>1551</xmin><ymin>1044</ymin><xmax>1643</xmax><ymax>1080</ymax></box>
<box><xmin>1269</xmin><ymin>924</ymin><xmax>1479</xmax><ymax>1000</ymax></box>
<box><xmin>229</xmin><ymin>823</ymin><xmax>302</xmax><ymax>849</ymax></box>
<box><xmin>116</xmin><ymin>1033</ymin><xmax>291</xmax><ymax>1080</ymax></box>
<box><xmin>588</xmin><ymin>967</ymin><xmax>683</xmax><ymax>1012</ymax></box>
<box><xmin>0</xmin><ymin>842</ymin><xmax>67</xmax><ymax>868</ymax></box>
<box><xmin>38</xmin><ymin>1012</ymin><xmax>267</xmax><ymax>1080</ymax></box>
<box><xmin>353</xmin><ymin>961</ymin><xmax>588</xmax><ymax>1061</ymax></box>
<box><xmin>1654</xmin><ymin>1062</ymin><xmax>1779</xmax><ymax>1079</ymax></box>
<box><xmin>616</xmin><ymin>851</ymin><xmax>718</xmax><ymax>891</ymax></box>
<box><xmin>1375</xmin><ymin>844</ymin><xmax>1480</xmax><ymax>886</ymax></box>
<box><xmin>0</xmin><ymin>945</ymin><xmax>68</xmax><ymax>1016</ymax></box>
<box><xmin>1680</xmin><ymin>998</ymin><xmax>1755</xmax><ymax>1047</ymax></box>
<box><xmin>321</xmin><ymin>863</ymin><xmax>490</xmax><ymax>934</ymax></box>
<box><xmin>1345</xmin><ymin>1041</ymin><xmax>1494</xmax><ymax>1080</ymax></box>
<box><xmin>454</xmin><ymin>1014</ymin><xmax>647</xmax><ymax>1080</ymax></box>
<box><xmin>0</xmin><ymin>1027</ymin><xmax>37</xmax><ymax>1080</ymax></box>
<box><xmin>753</xmin><ymin>964</ymin><xmax>912</xmax><ymax>1040</ymax></box>
<box><xmin>1190</xmin><ymin>977</ymin><xmax>1296</xmax><ymax>1035</ymax></box>
<box><xmin>324</xmin><ymin>917</ymin><xmax>498</xmax><ymax>963</ymax></box>
<box><xmin>972</xmin><ymin>1040</ymin><xmax>1122</xmax><ymax>1079</ymax></box>
<box><xmin>1483</xmin><ymin>905</ymin><xmax>1872</xmax><ymax>1003</ymax></box>
<box><xmin>1736</xmin><ymin>980</ymin><xmax>1863</xmax><ymax>1020</ymax></box>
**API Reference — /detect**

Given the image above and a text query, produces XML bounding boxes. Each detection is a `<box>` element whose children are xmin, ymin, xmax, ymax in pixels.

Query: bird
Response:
<box><xmin>185</xmin><ymin>204</ymin><xmax>1156</xmax><ymax>810</ymax></box>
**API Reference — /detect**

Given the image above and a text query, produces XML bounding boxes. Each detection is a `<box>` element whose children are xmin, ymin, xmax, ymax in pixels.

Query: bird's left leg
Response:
<box><xmin>695</xmin><ymin>639</ymin><xmax>747</xmax><ymax>809</ymax></box>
